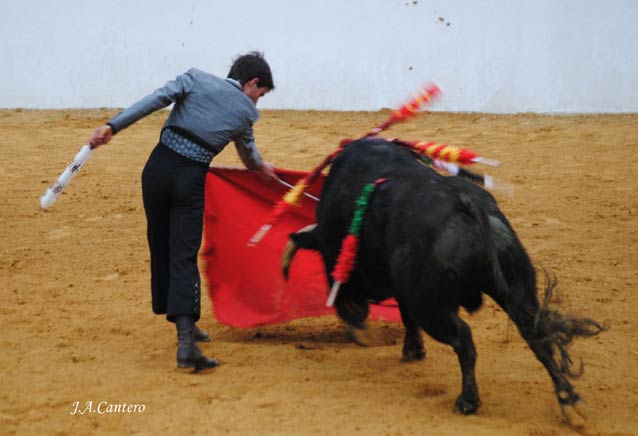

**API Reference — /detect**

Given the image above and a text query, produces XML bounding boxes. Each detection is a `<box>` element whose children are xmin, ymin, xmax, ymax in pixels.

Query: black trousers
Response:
<box><xmin>141</xmin><ymin>143</ymin><xmax>209</xmax><ymax>322</ymax></box>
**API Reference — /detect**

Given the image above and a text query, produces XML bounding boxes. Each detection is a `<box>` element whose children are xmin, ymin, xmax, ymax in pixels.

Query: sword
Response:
<box><xmin>40</xmin><ymin>144</ymin><xmax>94</xmax><ymax>208</ymax></box>
<box><xmin>276</xmin><ymin>178</ymin><xmax>320</xmax><ymax>202</ymax></box>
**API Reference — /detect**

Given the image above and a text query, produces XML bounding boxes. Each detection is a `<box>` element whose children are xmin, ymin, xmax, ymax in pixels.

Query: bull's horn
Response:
<box><xmin>281</xmin><ymin>239</ymin><xmax>298</xmax><ymax>280</ymax></box>
<box><xmin>281</xmin><ymin>224</ymin><xmax>317</xmax><ymax>280</ymax></box>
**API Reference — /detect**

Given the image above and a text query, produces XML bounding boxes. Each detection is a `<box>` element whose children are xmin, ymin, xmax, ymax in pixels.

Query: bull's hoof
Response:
<box><xmin>453</xmin><ymin>395</ymin><xmax>480</xmax><ymax>415</ymax></box>
<box><xmin>401</xmin><ymin>346</ymin><xmax>426</xmax><ymax>362</ymax></box>
<box><xmin>561</xmin><ymin>402</ymin><xmax>587</xmax><ymax>430</ymax></box>
<box><xmin>346</xmin><ymin>324</ymin><xmax>373</xmax><ymax>347</ymax></box>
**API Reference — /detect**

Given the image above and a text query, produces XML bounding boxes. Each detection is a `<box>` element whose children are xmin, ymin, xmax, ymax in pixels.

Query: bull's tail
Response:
<box><xmin>505</xmin><ymin>269</ymin><xmax>607</xmax><ymax>428</ymax></box>
<box><xmin>281</xmin><ymin>224</ymin><xmax>318</xmax><ymax>280</ymax></box>
<box><xmin>499</xmin><ymin>270</ymin><xmax>606</xmax><ymax>429</ymax></box>
<box><xmin>529</xmin><ymin>269</ymin><xmax>606</xmax><ymax>378</ymax></box>
<box><xmin>459</xmin><ymin>191</ymin><xmax>605</xmax><ymax>358</ymax></box>
<box><xmin>484</xmin><ymin>240</ymin><xmax>606</xmax><ymax>380</ymax></box>
<box><xmin>459</xmin><ymin>189</ymin><xmax>606</xmax><ymax>427</ymax></box>
<box><xmin>467</xmin><ymin>196</ymin><xmax>607</xmax><ymax>428</ymax></box>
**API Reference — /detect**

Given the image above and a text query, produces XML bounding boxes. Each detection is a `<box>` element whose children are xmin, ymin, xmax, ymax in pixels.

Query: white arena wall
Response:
<box><xmin>1</xmin><ymin>0</ymin><xmax>637</xmax><ymax>113</ymax></box>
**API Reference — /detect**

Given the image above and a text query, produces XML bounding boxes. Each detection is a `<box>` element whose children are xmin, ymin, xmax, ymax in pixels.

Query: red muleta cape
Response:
<box><xmin>201</xmin><ymin>167</ymin><xmax>400</xmax><ymax>328</ymax></box>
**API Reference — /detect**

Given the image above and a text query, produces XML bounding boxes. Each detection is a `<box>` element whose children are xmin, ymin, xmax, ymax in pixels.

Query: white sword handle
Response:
<box><xmin>40</xmin><ymin>145</ymin><xmax>94</xmax><ymax>208</ymax></box>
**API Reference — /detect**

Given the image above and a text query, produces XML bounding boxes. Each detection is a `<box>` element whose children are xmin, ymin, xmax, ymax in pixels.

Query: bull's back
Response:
<box><xmin>318</xmin><ymin>138</ymin><xmax>528</xmax><ymax>310</ymax></box>
<box><xmin>316</xmin><ymin>139</ymin><xmax>425</xmax><ymax>244</ymax></box>
<box><xmin>362</xmin><ymin>174</ymin><xmax>496</xmax><ymax>309</ymax></box>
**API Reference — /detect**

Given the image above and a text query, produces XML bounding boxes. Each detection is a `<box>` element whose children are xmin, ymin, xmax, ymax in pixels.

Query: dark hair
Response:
<box><xmin>227</xmin><ymin>51</ymin><xmax>275</xmax><ymax>90</ymax></box>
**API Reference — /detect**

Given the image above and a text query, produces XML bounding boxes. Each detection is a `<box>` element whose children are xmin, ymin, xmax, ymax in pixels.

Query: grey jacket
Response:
<box><xmin>108</xmin><ymin>68</ymin><xmax>263</xmax><ymax>169</ymax></box>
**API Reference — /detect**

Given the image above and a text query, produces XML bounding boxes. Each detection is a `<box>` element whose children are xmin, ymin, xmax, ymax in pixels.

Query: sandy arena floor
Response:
<box><xmin>1</xmin><ymin>109</ymin><xmax>637</xmax><ymax>435</ymax></box>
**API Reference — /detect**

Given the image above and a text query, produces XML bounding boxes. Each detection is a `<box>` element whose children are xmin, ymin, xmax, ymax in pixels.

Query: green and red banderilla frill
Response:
<box><xmin>326</xmin><ymin>178</ymin><xmax>387</xmax><ymax>307</ymax></box>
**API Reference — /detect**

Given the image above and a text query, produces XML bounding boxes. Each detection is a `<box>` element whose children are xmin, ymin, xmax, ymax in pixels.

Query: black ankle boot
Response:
<box><xmin>175</xmin><ymin>316</ymin><xmax>219</xmax><ymax>372</ymax></box>
<box><xmin>193</xmin><ymin>324</ymin><xmax>211</xmax><ymax>342</ymax></box>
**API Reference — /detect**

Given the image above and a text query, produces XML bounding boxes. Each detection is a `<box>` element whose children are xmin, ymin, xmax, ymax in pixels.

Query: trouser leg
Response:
<box><xmin>165</xmin><ymin>161</ymin><xmax>208</xmax><ymax>323</ymax></box>
<box><xmin>141</xmin><ymin>146</ymin><xmax>171</xmax><ymax>315</ymax></box>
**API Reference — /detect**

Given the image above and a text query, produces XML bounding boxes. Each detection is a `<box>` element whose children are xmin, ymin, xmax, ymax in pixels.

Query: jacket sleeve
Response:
<box><xmin>233</xmin><ymin>126</ymin><xmax>263</xmax><ymax>171</ymax></box>
<box><xmin>107</xmin><ymin>70</ymin><xmax>196</xmax><ymax>134</ymax></box>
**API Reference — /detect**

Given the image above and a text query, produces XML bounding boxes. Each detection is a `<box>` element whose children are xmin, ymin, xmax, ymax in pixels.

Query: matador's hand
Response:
<box><xmin>89</xmin><ymin>125</ymin><xmax>113</xmax><ymax>148</ymax></box>
<box><xmin>259</xmin><ymin>161</ymin><xmax>280</xmax><ymax>182</ymax></box>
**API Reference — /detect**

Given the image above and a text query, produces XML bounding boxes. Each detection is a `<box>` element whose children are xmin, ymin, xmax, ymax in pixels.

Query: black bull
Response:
<box><xmin>282</xmin><ymin>138</ymin><xmax>604</xmax><ymax>427</ymax></box>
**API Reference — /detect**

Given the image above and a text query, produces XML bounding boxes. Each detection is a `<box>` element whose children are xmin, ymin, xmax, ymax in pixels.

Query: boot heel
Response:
<box><xmin>175</xmin><ymin>316</ymin><xmax>219</xmax><ymax>373</ymax></box>
<box><xmin>177</xmin><ymin>360</ymin><xmax>195</xmax><ymax>369</ymax></box>
<box><xmin>176</xmin><ymin>365</ymin><xmax>195</xmax><ymax>373</ymax></box>
<box><xmin>194</xmin><ymin>358</ymin><xmax>220</xmax><ymax>372</ymax></box>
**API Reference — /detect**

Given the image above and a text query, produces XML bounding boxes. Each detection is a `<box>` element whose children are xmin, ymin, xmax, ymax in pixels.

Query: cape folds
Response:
<box><xmin>201</xmin><ymin>167</ymin><xmax>401</xmax><ymax>328</ymax></box>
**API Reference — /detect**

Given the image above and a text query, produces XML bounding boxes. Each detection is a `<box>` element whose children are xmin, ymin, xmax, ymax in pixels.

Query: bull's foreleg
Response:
<box><xmin>335</xmin><ymin>295</ymin><xmax>371</xmax><ymax>347</ymax></box>
<box><xmin>423</xmin><ymin>312</ymin><xmax>480</xmax><ymax>414</ymax></box>
<box><xmin>331</xmin><ymin>274</ymin><xmax>373</xmax><ymax>346</ymax></box>
<box><xmin>320</xmin><ymin>247</ymin><xmax>373</xmax><ymax>346</ymax></box>
<box><xmin>396</xmin><ymin>300</ymin><xmax>426</xmax><ymax>362</ymax></box>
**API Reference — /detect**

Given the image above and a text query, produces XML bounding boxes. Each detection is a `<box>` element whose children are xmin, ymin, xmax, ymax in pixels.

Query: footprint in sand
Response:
<box><xmin>100</xmin><ymin>273</ymin><xmax>119</xmax><ymax>281</ymax></box>
<box><xmin>48</xmin><ymin>227</ymin><xmax>71</xmax><ymax>240</ymax></box>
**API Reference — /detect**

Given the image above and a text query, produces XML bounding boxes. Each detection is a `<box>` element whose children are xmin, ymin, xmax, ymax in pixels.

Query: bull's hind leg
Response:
<box><xmin>510</xmin><ymin>307</ymin><xmax>603</xmax><ymax>430</ymax></box>
<box><xmin>493</xmin><ymin>280</ymin><xmax>602</xmax><ymax>429</ymax></box>
<box><xmin>422</xmin><ymin>310</ymin><xmax>480</xmax><ymax>414</ymax></box>
<box><xmin>522</xmin><ymin>337</ymin><xmax>584</xmax><ymax>426</ymax></box>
